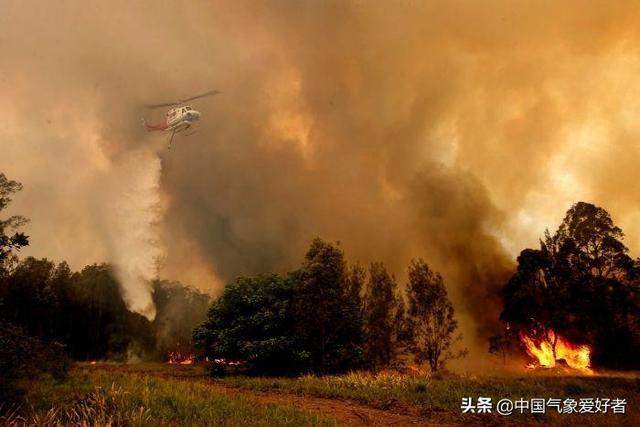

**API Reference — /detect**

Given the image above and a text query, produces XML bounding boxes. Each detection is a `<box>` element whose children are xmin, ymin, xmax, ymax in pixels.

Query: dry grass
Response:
<box><xmin>223</xmin><ymin>369</ymin><xmax>640</xmax><ymax>425</ymax></box>
<box><xmin>4</xmin><ymin>363</ymin><xmax>639</xmax><ymax>426</ymax></box>
<box><xmin>2</xmin><ymin>367</ymin><xmax>336</xmax><ymax>426</ymax></box>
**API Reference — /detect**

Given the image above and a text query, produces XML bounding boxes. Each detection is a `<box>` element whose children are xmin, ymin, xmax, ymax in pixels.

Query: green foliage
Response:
<box><xmin>344</xmin><ymin>263</ymin><xmax>366</xmax><ymax>354</ymax></box>
<box><xmin>406</xmin><ymin>259</ymin><xmax>465</xmax><ymax>372</ymax></box>
<box><xmin>294</xmin><ymin>238</ymin><xmax>364</xmax><ymax>373</ymax></box>
<box><xmin>195</xmin><ymin>274</ymin><xmax>310</xmax><ymax>375</ymax></box>
<box><xmin>197</xmin><ymin>238</ymin><xmax>468</xmax><ymax>376</ymax></box>
<box><xmin>196</xmin><ymin>239</ymin><xmax>367</xmax><ymax>376</ymax></box>
<box><xmin>362</xmin><ymin>262</ymin><xmax>403</xmax><ymax>370</ymax></box>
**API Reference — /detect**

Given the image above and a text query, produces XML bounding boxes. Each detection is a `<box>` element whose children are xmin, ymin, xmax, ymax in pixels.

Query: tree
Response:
<box><xmin>499</xmin><ymin>202</ymin><xmax>640</xmax><ymax>369</ymax></box>
<box><xmin>153</xmin><ymin>280</ymin><xmax>211</xmax><ymax>359</ymax></box>
<box><xmin>363</xmin><ymin>262</ymin><xmax>402</xmax><ymax>370</ymax></box>
<box><xmin>0</xmin><ymin>175</ymin><xmax>70</xmax><ymax>404</ymax></box>
<box><xmin>0</xmin><ymin>173</ymin><xmax>29</xmax><ymax>275</ymax></box>
<box><xmin>1</xmin><ymin>257</ymin><xmax>62</xmax><ymax>339</ymax></box>
<box><xmin>391</xmin><ymin>294</ymin><xmax>410</xmax><ymax>364</ymax></box>
<box><xmin>343</xmin><ymin>263</ymin><xmax>366</xmax><ymax>365</ymax></box>
<box><xmin>406</xmin><ymin>259</ymin><xmax>465</xmax><ymax>372</ymax></box>
<box><xmin>194</xmin><ymin>274</ymin><xmax>308</xmax><ymax>375</ymax></box>
<box><xmin>0</xmin><ymin>322</ymin><xmax>69</xmax><ymax>404</ymax></box>
<box><xmin>544</xmin><ymin>202</ymin><xmax>634</xmax><ymax>280</ymax></box>
<box><xmin>294</xmin><ymin>238</ymin><xmax>363</xmax><ymax>373</ymax></box>
<box><xmin>0</xmin><ymin>173</ymin><xmax>205</xmax><ymax>364</ymax></box>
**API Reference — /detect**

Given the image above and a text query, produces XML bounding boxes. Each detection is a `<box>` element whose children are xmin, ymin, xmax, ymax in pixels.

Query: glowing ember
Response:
<box><xmin>520</xmin><ymin>329</ymin><xmax>591</xmax><ymax>373</ymax></box>
<box><xmin>167</xmin><ymin>352</ymin><xmax>195</xmax><ymax>365</ymax></box>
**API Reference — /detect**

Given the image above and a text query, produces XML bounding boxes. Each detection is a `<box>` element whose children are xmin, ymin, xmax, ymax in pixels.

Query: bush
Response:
<box><xmin>194</xmin><ymin>274</ymin><xmax>310</xmax><ymax>376</ymax></box>
<box><xmin>0</xmin><ymin>321</ymin><xmax>70</xmax><ymax>404</ymax></box>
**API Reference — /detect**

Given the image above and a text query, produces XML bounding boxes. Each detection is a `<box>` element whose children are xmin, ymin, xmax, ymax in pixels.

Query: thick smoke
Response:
<box><xmin>3</xmin><ymin>1</ymin><xmax>640</xmax><ymax>364</ymax></box>
<box><xmin>97</xmin><ymin>148</ymin><xmax>164</xmax><ymax>320</ymax></box>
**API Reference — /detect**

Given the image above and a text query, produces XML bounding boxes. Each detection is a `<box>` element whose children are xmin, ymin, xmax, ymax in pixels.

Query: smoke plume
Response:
<box><xmin>97</xmin><ymin>148</ymin><xmax>164</xmax><ymax>320</ymax></box>
<box><xmin>3</xmin><ymin>1</ymin><xmax>640</xmax><ymax>363</ymax></box>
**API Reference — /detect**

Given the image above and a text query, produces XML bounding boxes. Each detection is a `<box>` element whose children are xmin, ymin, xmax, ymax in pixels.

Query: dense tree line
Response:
<box><xmin>0</xmin><ymin>170</ymin><xmax>463</xmax><ymax>380</ymax></box>
<box><xmin>195</xmin><ymin>238</ymin><xmax>465</xmax><ymax>376</ymax></box>
<box><xmin>0</xmin><ymin>258</ymin><xmax>211</xmax><ymax>361</ymax></box>
<box><xmin>0</xmin><ymin>173</ymin><xmax>210</xmax><ymax>375</ymax></box>
<box><xmin>495</xmin><ymin>202</ymin><xmax>640</xmax><ymax>369</ymax></box>
<box><xmin>0</xmin><ymin>173</ymin><xmax>65</xmax><ymax>403</ymax></box>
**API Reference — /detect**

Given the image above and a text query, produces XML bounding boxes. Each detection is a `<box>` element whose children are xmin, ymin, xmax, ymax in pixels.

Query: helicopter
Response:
<box><xmin>141</xmin><ymin>89</ymin><xmax>221</xmax><ymax>148</ymax></box>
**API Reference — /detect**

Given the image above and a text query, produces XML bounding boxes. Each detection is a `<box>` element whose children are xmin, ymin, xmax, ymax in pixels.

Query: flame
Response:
<box><xmin>167</xmin><ymin>352</ymin><xmax>194</xmax><ymax>365</ymax></box>
<box><xmin>520</xmin><ymin>329</ymin><xmax>591</xmax><ymax>373</ymax></box>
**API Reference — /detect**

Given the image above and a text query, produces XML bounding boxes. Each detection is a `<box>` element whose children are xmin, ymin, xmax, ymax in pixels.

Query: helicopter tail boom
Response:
<box><xmin>141</xmin><ymin>117</ymin><xmax>167</xmax><ymax>132</ymax></box>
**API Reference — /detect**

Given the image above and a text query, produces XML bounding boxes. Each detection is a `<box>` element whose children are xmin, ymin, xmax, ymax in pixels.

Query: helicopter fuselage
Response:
<box><xmin>165</xmin><ymin>105</ymin><xmax>201</xmax><ymax>131</ymax></box>
<box><xmin>143</xmin><ymin>105</ymin><xmax>201</xmax><ymax>133</ymax></box>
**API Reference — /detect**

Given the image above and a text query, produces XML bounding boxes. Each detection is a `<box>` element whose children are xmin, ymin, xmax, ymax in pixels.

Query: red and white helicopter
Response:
<box><xmin>142</xmin><ymin>90</ymin><xmax>220</xmax><ymax>148</ymax></box>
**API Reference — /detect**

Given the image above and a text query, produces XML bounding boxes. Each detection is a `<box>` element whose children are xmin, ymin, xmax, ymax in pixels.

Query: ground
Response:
<box><xmin>4</xmin><ymin>363</ymin><xmax>639</xmax><ymax>426</ymax></box>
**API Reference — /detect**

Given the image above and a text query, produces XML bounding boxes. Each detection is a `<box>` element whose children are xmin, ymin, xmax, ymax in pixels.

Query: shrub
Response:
<box><xmin>0</xmin><ymin>321</ymin><xmax>70</xmax><ymax>404</ymax></box>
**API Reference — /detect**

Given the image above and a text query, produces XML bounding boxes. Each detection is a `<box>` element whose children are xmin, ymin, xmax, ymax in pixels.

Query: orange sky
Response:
<box><xmin>2</xmin><ymin>1</ymin><xmax>640</xmax><ymax>366</ymax></box>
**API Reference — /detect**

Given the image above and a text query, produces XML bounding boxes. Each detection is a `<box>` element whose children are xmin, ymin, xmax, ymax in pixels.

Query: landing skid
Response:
<box><xmin>168</xmin><ymin>130</ymin><xmax>176</xmax><ymax>149</ymax></box>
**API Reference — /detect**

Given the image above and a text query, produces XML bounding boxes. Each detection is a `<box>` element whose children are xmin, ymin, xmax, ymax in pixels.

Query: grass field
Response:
<box><xmin>3</xmin><ymin>363</ymin><xmax>639</xmax><ymax>426</ymax></box>
<box><xmin>4</xmin><ymin>366</ymin><xmax>335</xmax><ymax>426</ymax></box>
<box><xmin>224</xmin><ymin>369</ymin><xmax>640</xmax><ymax>425</ymax></box>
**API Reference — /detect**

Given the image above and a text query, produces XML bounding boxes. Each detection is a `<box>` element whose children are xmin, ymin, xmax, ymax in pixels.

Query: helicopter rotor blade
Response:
<box><xmin>179</xmin><ymin>90</ymin><xmax>221</xmax><ymax>103</ymax></box>
<box><xmin>145</xmin><ymin>102</ymin><xmax>179</xmax><ymax>109</ymax></box>
<box><xmin>145</xmin><ymin>90</ymin><xmax>221</xmax><ymax>109</ymax></box>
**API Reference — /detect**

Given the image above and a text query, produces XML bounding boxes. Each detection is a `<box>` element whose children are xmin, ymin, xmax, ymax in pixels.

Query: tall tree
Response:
<box><xmin>406</xmin><ymin>259</ymin><xmax>465</xmax><ymax>372</ymax></box>
<box><xmin>342</xmin><ymin>263</ymin><xmax>366</xmax><ymax>365</ymax></box>
<box><xmin>392</xmin><ymin>294</ymin><xmax>409</xmax><ymax>363</ymax></box>
<box><xmin>153</xmin><ymin>280</ymin><xmax>211</xmax><ymax>359</ymax></box>
<box><xmin>543</xmin><ymin>202</ymin><xmax>634</xmax><ymax>280</ymax></box>
<box><xmin>294</xmin><ymin>238</ymin><xmax>363</xmax><ymax>373</ymax></box>
<box><xmin>363</xmin><ymin>262</ymin><xmax>401</xmax><ymax>370</ymax></box>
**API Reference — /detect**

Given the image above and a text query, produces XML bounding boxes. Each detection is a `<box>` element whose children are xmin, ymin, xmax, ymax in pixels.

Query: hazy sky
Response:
<box><xmin>2</xmin><ymin>1</ymin><xmax>640</xmax><ymax>364</ymax></box>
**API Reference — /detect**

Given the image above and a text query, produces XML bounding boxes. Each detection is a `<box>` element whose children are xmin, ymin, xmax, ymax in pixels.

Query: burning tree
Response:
<box><xmin>497</xmin><ymin>202</ymin><xmax>640</xmax><ymax>370</ymax></box>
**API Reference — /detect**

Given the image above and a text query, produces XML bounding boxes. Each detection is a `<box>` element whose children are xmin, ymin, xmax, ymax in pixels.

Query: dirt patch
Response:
<box><xmin>82</xmin><ymin>364</ymin><xmax>490</xmax><ymax>426</ymax></box>
<box><xmin>206</xmin><ymin>382</ymin><xmax>437</xmax><ymax>426</ymax></box>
